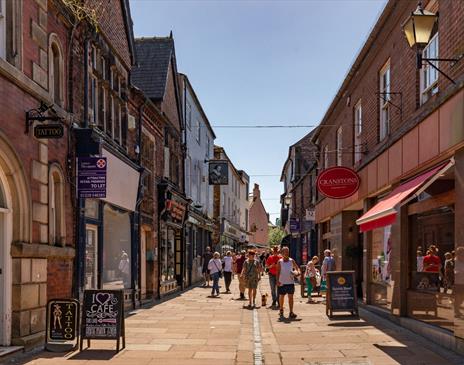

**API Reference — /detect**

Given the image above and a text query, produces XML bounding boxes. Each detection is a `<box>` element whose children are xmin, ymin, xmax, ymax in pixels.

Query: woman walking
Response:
<box><xmin>241</xmin><ymin>250</ymin><xmax>261</xmax><ymax>308</ymax></box>
<box><xmin>305</xmin><ymin>256</ymin><xmax>319</xmax><ymax>303</ymax></box>
<box><xmin>208</xmin><ymin>252</ymin><xmax>223</xmax><ymax>297</ymax></box>
<box><xmin>223</xmin><ymin>251</ymin><xmax>233</xmax><ymax>293</ymax></box>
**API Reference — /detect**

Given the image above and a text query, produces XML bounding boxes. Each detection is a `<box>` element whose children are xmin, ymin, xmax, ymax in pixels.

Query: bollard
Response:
<box><xmin>300</xmin><ymin>265</ymin><xmax>307</xmax><ymax>298</ymax></box>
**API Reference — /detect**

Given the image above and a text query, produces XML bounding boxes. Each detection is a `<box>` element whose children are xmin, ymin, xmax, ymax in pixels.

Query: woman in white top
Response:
<box><xmin>208</xmin><ymin>252</ymin><xmax>223</xmax><ymax>297</ymax></box>
<box><xmin>276</xmin><ymin>246</ymin><xmax>300</xmax><ymax>319</ymax></box>
<box><xmin>222</xmin><ymin>251</ymin><xmax>233</xmax><ymax>293</ymax></box>
<box><xmin>305</xmin><ymin>256</ymin><xmax>319</xmax><ymax>303</ymax></box>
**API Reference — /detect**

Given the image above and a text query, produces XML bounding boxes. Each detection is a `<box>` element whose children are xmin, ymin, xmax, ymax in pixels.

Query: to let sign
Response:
<box><xmin>317</xmin><ymin>167</ymin><xmax>360</xmax><ymax>199</ymax></box>
<box><xmin>77</xmin><ymin>157</ymin><xmax>107</xmax><ymax>199</ymax></box>
<box><xmin>34</xmin><ymin>124</ymin><xmax>64</xmax><ymax>139</ymax></box>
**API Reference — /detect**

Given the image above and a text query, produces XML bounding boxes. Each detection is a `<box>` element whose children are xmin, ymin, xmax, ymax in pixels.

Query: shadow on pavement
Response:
<box><xmin>328</xmin><ymin>321</ymin><xmax>371</xmax><ymax>327</ymax></box>
<box><xmin>68</xmin><ymin>349</ymin><xmax>116</xmax><ymax>361</ymax></box>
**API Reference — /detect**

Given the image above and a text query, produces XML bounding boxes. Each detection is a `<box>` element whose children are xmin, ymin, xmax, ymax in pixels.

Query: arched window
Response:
<box><xmin>49</xmin><ymin>164</ymin><xmax>65</xmax><ymax>245</ymax></box>
<box><xmin>48</xmin><ymin>34</ymin><xmax>64</xmax><ymax>106</ymax></box>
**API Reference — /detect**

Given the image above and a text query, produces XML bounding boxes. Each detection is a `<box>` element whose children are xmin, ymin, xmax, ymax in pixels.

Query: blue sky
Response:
<box><xmin>130</xmin><ymin>0</ymin><xmax>387</xmax><ymax>223</ymax></box>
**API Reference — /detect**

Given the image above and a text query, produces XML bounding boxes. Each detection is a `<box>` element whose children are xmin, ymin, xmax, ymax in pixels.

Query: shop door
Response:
<box><xmin>85</xmin><ymin>225</ymin><xmax>98</xmax><ymax>289</ymax></box>
<box><xmin>175</xmin><ymin>230</ymin><xmax>183</xmax><ymax>287</ymax></box>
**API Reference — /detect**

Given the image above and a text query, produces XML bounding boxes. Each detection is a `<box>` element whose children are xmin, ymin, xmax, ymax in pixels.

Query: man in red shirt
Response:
<box><xmin>266</xmin><ymin>246</ymin><xmax>282</xmax><ymax>307</ymax></box>
<box><xmin>423</xmin><ymin>248</ymin><xmax>441</xmax><ymax>273</ymax></box>
<box><xmin>235</xmin><ymin>250</ymin><xmax>247</xmax><ymax>300</ymax></box>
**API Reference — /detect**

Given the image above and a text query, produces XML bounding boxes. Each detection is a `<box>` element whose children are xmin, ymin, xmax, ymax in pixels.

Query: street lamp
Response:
<box><xmin>284</xmin><ymin>193</ymin><xmax>292</xmax><ymax>208</ymax></box>
<box><xmin>402</xmin><ymin>2</ymin><xmax>462</xmax><ymax>83</ymax></box>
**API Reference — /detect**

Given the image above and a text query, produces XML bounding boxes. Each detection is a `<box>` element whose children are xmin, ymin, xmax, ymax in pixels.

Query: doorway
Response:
<box><xmin>0</xmin><ymin>167</ymin><xmax>12</xmax><ymax>346</ymax></box>
<box><xmin>85</xmin><ymin>225</ymin><xmax>98</xmax><ymax>289</ymax></box>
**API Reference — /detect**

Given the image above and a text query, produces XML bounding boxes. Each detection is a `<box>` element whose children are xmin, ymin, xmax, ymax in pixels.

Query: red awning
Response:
<box><xmin>356</xmin><ymin>160</ymin><xmax>453</xmax><ymax>233</ymax></box>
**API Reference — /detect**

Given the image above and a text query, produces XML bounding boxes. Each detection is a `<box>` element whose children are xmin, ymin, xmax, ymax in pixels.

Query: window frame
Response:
<box><xmin>379</xmin><ymin>60</ymin><xmax>391</xmax><ymax>141</ymax></box>
<box><xmin>420</xmin><ymin>32</ymin><xmax>439</xmax><ymax>104</ymax></box>
<box><xmin>336</xmin><ymin>126</ymin><xmax>343</xmax><ymax>166</ymax></box>
<box><xmin>354</xmin><ymin>100</ymin><xmax>362</xmax><ymax>164</ymax></box>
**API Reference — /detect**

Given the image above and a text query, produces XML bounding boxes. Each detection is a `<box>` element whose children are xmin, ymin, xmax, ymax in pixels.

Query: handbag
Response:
<box><xmin>213</xmin><ymin>260</ymin><xmax>223</xmax><ymax>278</ymax></box>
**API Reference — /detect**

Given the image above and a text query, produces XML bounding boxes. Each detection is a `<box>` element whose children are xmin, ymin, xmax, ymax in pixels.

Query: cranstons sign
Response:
<box><xmin>317</xmin><ymin>167</ymin><xmax>360</xmax><ymax>199</ymax></box>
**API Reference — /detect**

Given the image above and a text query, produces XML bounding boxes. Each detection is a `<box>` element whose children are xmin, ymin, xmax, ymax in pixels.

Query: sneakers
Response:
<box><xmin>279</xmin><ymin>310</ymin><xmax>284</xmax><ymax>319</ymax></box>
<box><xmin>289</xmin><ymin>312</ymin><xmax>297</xmax><ymax>319</ymax></box>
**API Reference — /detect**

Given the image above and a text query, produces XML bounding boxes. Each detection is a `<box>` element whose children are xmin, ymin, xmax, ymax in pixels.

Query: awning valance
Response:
<box><xmin>356</xmin><ymin>160</ymin><xmax>454</xmax><ymax>233</ymax></box>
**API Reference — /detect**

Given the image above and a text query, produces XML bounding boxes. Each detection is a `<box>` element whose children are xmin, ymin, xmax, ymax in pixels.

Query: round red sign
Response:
<box><xmin>316</xmin><ymin>167</ymin><xmax>360</xmax><ymax>199</ymax></box>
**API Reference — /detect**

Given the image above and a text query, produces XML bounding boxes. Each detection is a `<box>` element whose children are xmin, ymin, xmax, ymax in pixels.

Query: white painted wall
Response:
<box><xmin>182</xmin><ymin>79</ymin><xmax>214</xmax><ymax>218</ymax></box>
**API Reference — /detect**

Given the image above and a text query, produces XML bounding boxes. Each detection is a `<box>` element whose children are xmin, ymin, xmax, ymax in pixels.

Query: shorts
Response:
<box><xmin>278</xmin><ymin>284</ymin><xmax>295</xmax><ymax>295</ymax></box>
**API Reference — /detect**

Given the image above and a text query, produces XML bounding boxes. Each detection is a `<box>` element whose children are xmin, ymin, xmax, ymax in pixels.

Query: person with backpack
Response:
<box><xmin>208</xmin><ymin>252</ymin><xmax>223</xmax><ymax>297</ymax></box>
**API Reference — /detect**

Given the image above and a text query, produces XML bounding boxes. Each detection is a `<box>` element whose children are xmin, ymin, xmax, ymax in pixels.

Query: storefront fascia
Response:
<box><xmin>159</xmin><ymin>184</ymin><xmax>188</xmax><ymax>295</ymax></box>
<box><xmin>221</xmin><ymin>219</ymin><xmax>246</xmax><ymax>252</ymax></box>
<box><xmin>83</xmin><ymin>147</ymin><xmax>142</xmax><ymax>307</ymax></box>
<box><xmin>356</xmin><ymin>158</ymin><xmax>464</xmax><ymax>350</ymax></box>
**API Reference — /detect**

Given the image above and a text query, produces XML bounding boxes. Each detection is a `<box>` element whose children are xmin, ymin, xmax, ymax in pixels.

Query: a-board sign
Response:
<box><xmin>80</xmin><ymin>290</ymin><xmax>125</xmax><ymax>352</ymax></box>
<box><xmin>34</xmin><ymin>124</ymin><xmax>64</xmax><ymax>139</ymax></box>
<box><xmin>46</xmin><ymin>299</ymin><xmax>79</xmax><ymax>351</ymax></box>
<box><xmin>326</xmin><ymin>271</ymin><xmax>358</xmax><ymax>317</ymax></box>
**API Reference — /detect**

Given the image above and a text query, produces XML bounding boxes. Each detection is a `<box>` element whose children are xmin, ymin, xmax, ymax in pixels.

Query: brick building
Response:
<box><xmin>280</xmin><ymin>129</ymin><xmax>319</xmax><ymax>264</ymax></box>
<box><xmin>133</xmin><ymin>36</ymin><xmax>189</xmax><ymax>296</ymax></box>
<box><xmin>312</xmin><ymin>0</ymin><xmax>464</xmax><ymax>353</ymax></box>
<box><xmin>248</xmin><ymin>184</ymin><xmax>270</xmax><ymax>248</ymax></box>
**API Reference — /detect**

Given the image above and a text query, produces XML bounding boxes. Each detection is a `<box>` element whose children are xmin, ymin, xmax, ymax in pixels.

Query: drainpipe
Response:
<box><xmin>75</xmin><ymin>39</ymin><xmax>89</xmax><ymax>300</ymax></box>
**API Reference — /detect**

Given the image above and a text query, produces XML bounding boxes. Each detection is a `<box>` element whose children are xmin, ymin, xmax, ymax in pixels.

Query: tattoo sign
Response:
<box><xmin>46</xmin><ymin>299</ymin><xmax>79</xmax><ymax>351</ymax></box>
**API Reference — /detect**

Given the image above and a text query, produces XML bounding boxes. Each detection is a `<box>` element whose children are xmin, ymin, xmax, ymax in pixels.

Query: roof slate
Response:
<box><xmin>133</xmin><ymin>37</ymin><xmax>174</xmax><ymax>100</ymax></box>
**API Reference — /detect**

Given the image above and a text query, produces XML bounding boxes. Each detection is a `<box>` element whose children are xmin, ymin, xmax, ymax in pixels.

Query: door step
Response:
<box><xmin>0</xmin><ymin>346</ymin><xmax>24</xmax><ymax>359</ymax></box>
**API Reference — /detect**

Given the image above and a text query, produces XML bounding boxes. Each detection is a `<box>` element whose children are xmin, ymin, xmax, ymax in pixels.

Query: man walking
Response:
<box><xmin>235</xmin><ymin>250</ymin><xmax>247</xmax><ymax>300</ymax></box>
<box><xmin>276</xmin><ymin>246</ymin><xmax>300</xmax><ymax>319</ymax></box>
<box><xmin>266</xmin><ymin>246</ymin><xmax>281</xmax><ymax>307</ymax></box>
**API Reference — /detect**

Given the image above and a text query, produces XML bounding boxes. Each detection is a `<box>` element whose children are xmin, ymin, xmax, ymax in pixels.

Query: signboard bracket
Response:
<box><xmin>25</xmin><ymin>102</ymin><xmax>64</xmax><ymax>135</ymax></box>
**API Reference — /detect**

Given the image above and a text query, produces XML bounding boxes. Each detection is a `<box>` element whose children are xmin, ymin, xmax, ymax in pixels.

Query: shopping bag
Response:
<box><xmin>320</xmin><ymin>279</ymin><xmax>327</xmax><ymax>292</ymax></box>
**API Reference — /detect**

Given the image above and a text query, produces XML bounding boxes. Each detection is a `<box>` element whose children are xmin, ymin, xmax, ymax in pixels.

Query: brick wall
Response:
<box><xmin>316</xmin><ymin>0</ymin><xmax>464</xmax><ymax>171</ymax></box>
<box><xmin>47</xmin><ymin>258</ymin><xmax>73</xmax><ymax>299</ymax></box>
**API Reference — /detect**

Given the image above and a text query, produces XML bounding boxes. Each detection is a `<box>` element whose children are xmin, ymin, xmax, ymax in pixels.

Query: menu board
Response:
<box><xmin>80</xmin><ymin>290</ymin><xmax>125</xmax><ymax>352</ymax></box>
<box><xmin>47</xmin><ymin>299</ymin><xmax>79</xmax><ymax>341</ymax></box>
<box><xmin>326</xmin><ymin>271</ymin><xmax>358</xmax><ymax>317</ymax></box>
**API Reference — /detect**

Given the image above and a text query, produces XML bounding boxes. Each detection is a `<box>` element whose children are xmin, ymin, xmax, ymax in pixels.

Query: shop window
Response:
<box><xmin>160</xmin><ymin>225</ymin><xmax>175</xmax><ymax>282</ymax></box>
<box><xmin>336</xmin><ymin>127</ymin><xmax>342</xmax><ymax>166</ymax></box>
<box><xmin>420</xmin><ymin>33</ymin><xmax>439</xmax><ymax>104</ymax></box>
<box><xmin>379</xmin><ymin>60</ymin><xmax>390</xmax><ymax>141</ymax></box>
<box><xmin>49</xmin><ymin>164</ymin><xmax>65</xmax><ymax>245</ymax></box>
<box><xmin>103</xmin><ymin>204</ymin><xmax>131</xmax><ymax>289</ymax></box>
<box><xmin>49</xmin><ymin>35</ymin><xmax>64</xmax><ymax>106</ymax></box>
<box><xmin>354</xmin><ymin>101</ymin><xmax>362</xmax><ymax>164</ymax></box>
<box><xmin>371</xmin><ymin>225</ymin><xmax>393</xmax><ymax>309</ymax></box>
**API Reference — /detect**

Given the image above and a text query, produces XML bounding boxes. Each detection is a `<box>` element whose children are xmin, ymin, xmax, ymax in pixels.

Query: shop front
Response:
<box><xmin>219</xmin><ymin>219</ymin><xmax>247</xmax><ymax>253</ymax></box>
<box><xmin>159</xmin><ymin>183</ymin><xmax>188</xmax><ymax>295</ymax></box>
<box><xmin>185</xmin><ymin>208</ymin><xmax>213</xmax><ymax>286</ymax></box>
<box><xmin>82</xmin><ymin>147</ymin><xmax>141</xmax><ymax>308</ymax></box>
<box><xmin>357</xmin><ymin>157</ymin><xmax>464</xmax><ymax>348</ymax></box>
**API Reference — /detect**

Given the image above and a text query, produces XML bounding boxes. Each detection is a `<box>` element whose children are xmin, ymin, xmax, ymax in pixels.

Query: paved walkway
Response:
<box><xmin>2</xmin><ymin>275</ymin><xmax>463</xmax><ymax>365</ymax></box>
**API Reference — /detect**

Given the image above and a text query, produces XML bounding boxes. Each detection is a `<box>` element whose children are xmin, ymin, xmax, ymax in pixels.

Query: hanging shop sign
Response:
<box><xmin>166</xmin><ymin>198</ymin><xmax>187</xmax><ymax>223</ymax></box>
<box><xmin>80</xmin><ymin>290</ymin><xmax>125</xmax><ymax>352</ymax></box>
<box><xmin>34</xmin><ymin>124</ymin><xmax>64</xmax><ymax>139</ymax></box>
<box><xmin>46</xmin><ymin>299</ymin><xmax>79</xmax><ymax>352</ymax></box>
<box><xmin>77</xmin><ymin>157</ymin><xmax>107</xmax><ymax>199</ymax></box>
<box><xmin>289</xmin><ymin>218</ymin><xmax>300</xmax><ymax>233</ymax></box>
<box><xmin>325</xmin><ymin>271</ymin><xmax>358</xmax><ymax>317</ymax></box>
<box><xmin>209</xmin><ymin>160</ymin><xmax>229</xmax><ymax>185</ymax></box>
<box><xmin>317</xmin><ymin>167</ymin><xmax>360</xmax><ymax>199</ymax></box>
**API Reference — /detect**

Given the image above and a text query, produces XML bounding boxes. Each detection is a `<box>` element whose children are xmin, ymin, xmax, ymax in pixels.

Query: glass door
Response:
<box><xmin>85</xmin><ymin>225</ymin><xmax>98</xmax><ymax>289</ymax></box>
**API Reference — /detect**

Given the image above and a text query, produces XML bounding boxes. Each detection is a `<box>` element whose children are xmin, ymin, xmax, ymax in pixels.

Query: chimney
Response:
<box><xmin>253</xmin><ymin>183</ymin><xmax>260</xmax><ymax>199</ymax></box>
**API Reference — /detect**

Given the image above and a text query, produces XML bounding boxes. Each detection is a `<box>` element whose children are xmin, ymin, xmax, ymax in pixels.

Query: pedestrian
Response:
<box><xmin>305</xmin><ymin>256</ymin><xmax>319</xmax><ymax>303</ymax></box>
<box><xmin>223</xmin><ymin>251</ymin><xmax>233</xmax><ymax>293</ymax></box>
<box><xmin>424</xmin><ymin>248</ymin><xmax>441</xmax><ymax>272</ymax></box>
<box><xmin>208</xmin><ymin>252</ymin><xmax>223</xmax><ymax>297</ymax></box>
<box><xmin>276</xmin><ymin>246</ymin><xmax>300</xmax><ymax>319</ymax></box>
<box><xmin>266</xmin><ymin>246</ymin><xmax>282</xmax><ymax>307</ymax></box>
<box><xmin>235</xmin><ymin>250</ymin><xmax>247</xmax><ymax>300</ymax></box>
<box><xmin>241</xmin><ymin>250</ymin><xmax>261</xmax><ymax>308</ymax></box>
<box><xmin>202</xmin><ymin>247</ymin><xmax>213</xmax><ymax>287</ymax></box>
<box><xmin>321</xmin><ymin>249</ymin><xmax>336</xmax><ymax>280</ymax></box>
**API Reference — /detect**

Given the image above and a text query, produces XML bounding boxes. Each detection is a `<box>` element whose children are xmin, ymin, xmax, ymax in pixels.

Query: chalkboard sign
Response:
<box><xmin>80</xmin><ymin>290</ymin><xmax>125</xmax><ymax>352</ymax></box>
<box><xmin>46</xmin><ymin>299</ymin><xmax>79</xmax><ymax>352</ymax></box>
<box><xmin>326</xmin><ymin>271</ymin><xmax>358</xmax><ymax>317</ymax></box>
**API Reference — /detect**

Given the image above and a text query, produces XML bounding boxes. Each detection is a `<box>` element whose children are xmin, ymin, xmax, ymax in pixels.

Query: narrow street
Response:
<box><xmin>3</xmin><ymin>277</ymin><xmax>462</xmax><ymax>365</ymax></box>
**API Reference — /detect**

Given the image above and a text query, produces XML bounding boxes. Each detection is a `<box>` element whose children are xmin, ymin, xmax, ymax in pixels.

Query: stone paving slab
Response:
<box><xmin>2</xmin><ymin>277</ymin><xmax>463</xmax><ymax>365</ymax></box>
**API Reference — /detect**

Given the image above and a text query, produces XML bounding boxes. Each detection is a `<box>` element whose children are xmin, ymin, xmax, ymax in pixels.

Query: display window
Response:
<box><xmin>370</xmin><ymin>225</ymin><xmax>393</xmax><ymax>309</ymax></box>
<box><xmin>102</xmin><ymin>204</ymin><xmax>131</xmax><ymax>289</ymax></box>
